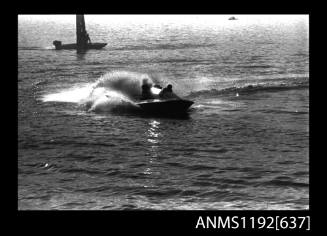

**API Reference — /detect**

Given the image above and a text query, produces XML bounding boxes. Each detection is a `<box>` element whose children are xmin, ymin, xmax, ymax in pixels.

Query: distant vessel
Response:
<box><xmin>53</xmin><ymin>15</ymin><xmax>107</xmax><ymax>51</ymax></box>
<box><xmin>228</xmin><ymin>16</ymin><xmax>237</xmax><ymax>20</ymax></box>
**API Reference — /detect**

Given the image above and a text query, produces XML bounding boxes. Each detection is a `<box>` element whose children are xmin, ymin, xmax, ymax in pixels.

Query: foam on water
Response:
<box><xmin>94</xmin><ymin>71</ymin><xmax>154</xmax><ymax>98</ymax></box>
<box><xmin>41</xmin><ymin>71</ymin><xmax>157</xmax><ymax>112</ymax></box>
<box><xmin>42</xmin><ymin>84</ymin><xmax>93</xmax><ymax>103</ymax></box>
<box><xmin>41</xmin><ymin>70</ymin><xmax>308</xmax><ymax>114</ymax></box>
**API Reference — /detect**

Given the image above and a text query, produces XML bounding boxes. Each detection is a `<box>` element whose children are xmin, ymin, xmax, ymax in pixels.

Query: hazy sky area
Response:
<box><xmin>19</xmin><ymin>15</ymin><xmax>308</xmax><ymax>27</ymax></box>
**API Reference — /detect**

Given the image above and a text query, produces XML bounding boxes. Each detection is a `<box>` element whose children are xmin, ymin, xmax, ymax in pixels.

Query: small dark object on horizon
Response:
<box><xmin>229</xmin><ymin>16</ymin><xmax>237</xmax><ymax>20</ymax></box>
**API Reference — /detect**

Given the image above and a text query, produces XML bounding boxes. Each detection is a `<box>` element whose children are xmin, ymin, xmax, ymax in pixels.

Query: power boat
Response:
<box><xmin>53</xmin><ymin>15</ymin><xmax>107</xmax><ymax>51</ymax></box>
<box><xmin>137</xmin><ymin>99</ymin><xmax>194</xmax><ymax>114</ymax></box>
<box><xmin>135</xmin><ymin>85</ymin><xmax>194</xmax><ymax>115</ymax></box>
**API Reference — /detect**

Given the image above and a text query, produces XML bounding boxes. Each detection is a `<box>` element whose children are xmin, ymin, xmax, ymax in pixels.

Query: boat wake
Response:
<box><xmin>41</xmin><ymin>70</ymin><xmax>308</xmax><ymax>114</ymax></box>
<box><xmin>42</xmin><ymin>71</ymin><xmax>159</xmax><ymax>113</ymax></box>
<box><xmin>18</xmin><ymin>46</ymin><xmax>55</xmax><ymax>50</ymax></box>
<box><xmin>185</xmin><ymin>76</ymin><xmax>309</xmax><ymax>99</ymax></box>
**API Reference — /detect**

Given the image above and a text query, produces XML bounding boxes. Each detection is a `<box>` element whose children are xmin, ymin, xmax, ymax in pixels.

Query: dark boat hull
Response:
<box><xmin>54</xmin><ymin>43</ymin><xmax>107</xmax><ymax>50</ymax></box>
<box><xmin>136</xmin><ymin>99</ymin><xmax>194</xmax><ymax>114</ymax></box>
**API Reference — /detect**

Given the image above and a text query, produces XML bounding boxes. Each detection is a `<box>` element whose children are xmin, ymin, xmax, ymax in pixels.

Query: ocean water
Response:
<box><xmin>18</xmin><ymin>15</ymin><xmax>309</xmax><ymax>210</ymax></box>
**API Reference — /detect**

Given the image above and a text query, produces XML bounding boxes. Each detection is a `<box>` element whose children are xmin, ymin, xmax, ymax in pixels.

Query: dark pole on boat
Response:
<box><xmin>76</xmin><ymin>15</ymin><xmax>87</xmax><ymax>52</ymax></box>
<box><xmin>53</xmin><ymin>15</ymin><xmax>106</xmax><ymax>51</ymax></box>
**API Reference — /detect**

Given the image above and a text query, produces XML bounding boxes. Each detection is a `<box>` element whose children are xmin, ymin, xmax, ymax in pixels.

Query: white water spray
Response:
<box><xmin>41</xmin><ymin>71</ymin><xmax>157</xmax><ymax>112</ymax></box>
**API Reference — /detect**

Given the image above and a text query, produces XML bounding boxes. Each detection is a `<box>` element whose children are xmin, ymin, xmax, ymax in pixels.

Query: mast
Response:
<box><xmin>76</xmin><ymin>15</ymin><xmax>87</xmax><ymax>50</ymax></box>
<box><xmin>53</xmin><ymin>14</ymin><xmax>106</xmax><ymax>50</ymax></box>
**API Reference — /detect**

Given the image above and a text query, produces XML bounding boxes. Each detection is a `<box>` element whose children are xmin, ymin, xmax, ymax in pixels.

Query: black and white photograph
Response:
<box><xmin>18</xmin><ymin>14</ymin><xmax>309</xmax><ymax>211</ymax></box>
